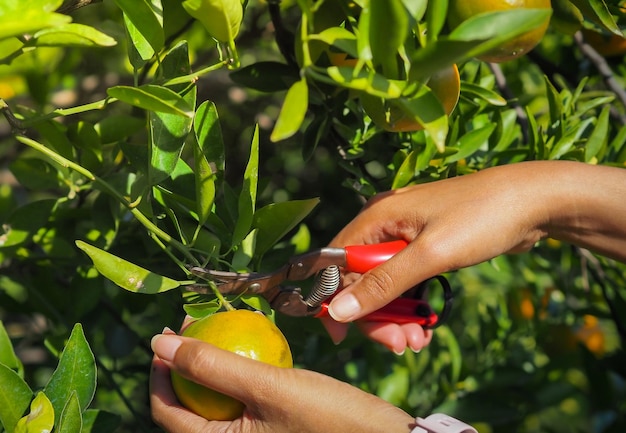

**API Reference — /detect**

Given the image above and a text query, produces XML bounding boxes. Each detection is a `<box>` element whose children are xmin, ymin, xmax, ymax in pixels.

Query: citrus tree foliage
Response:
<box><xmin>1</xmin><ymin>0</ymin><xmax>626</xmax><ymax>432</ymax></box>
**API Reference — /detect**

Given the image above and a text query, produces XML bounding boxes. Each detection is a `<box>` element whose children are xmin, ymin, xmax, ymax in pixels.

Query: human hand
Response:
<box><xmin>150</xmin><ymin>330</ymin><xmax>415</xmax><ymax>433</ymax></box>
<box><xmin>323</xmin><ymin>161</ymin><xmax>568</xmax><ymax>352</ymax></box>
<box><xmin>323</xmin><ymin>160</ymin><xmax>626</xmax><ymax>352</ymax></box>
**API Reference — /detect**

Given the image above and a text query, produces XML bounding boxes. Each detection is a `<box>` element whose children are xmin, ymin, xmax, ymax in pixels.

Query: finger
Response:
<box><xmin>151</xmin><ymin>334</ymin><xmax>283</xmax><ymax>405</ymax></box>
<box><xmin>328</xmin><ymin>239</ymin><xmax>443</xmax><ymax>322</ymax></box>
<box><xmin>400</xmin><ymin>323</ymin><xmax>432</xmax><ymax>353</ymax></box>
<box><xmin>319</xmin><ymin>316</ymin><xmax>350</xmax><ymax>345</ymax></box>
<box><xmin>150</xmin><ymin>355</ymin><xmax>213</xmax><ymax>433</ymax></box>
<box><xmin>356</xmin><ymin>321</ymin><xmax>407</xmax><ymax>355</ymax></box>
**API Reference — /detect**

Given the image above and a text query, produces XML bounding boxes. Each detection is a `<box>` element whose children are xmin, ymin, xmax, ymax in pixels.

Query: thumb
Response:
<box><xmin>328</xmin><ymin>243</ymin><xmax>436</xmax><ymax>322</ymax></box>
<box><xmin>151</xmin><ymin>334</ymin><xmax>281</xmax><ymax>404</ymax></box>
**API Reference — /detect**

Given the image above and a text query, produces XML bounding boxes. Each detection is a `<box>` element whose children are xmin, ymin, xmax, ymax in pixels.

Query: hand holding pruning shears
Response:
<box><xmin>186</xmin><ymin>240</ymin><xmax>453</xmax><ymax>329</ymax></box>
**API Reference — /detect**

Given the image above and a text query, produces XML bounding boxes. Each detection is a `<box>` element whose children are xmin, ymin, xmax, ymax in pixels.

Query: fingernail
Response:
<box><xmin>151</xmin><ymin>334</ymin><xmax>182</xmax><ymax>362</ymax></box>
<box><xmin>162</xmin><ymin>326</ymin><xmax>174</xmax><ymax>334</ymax></box>
<box><xmin>410</xmin><ymin>348</ymin><xmax>421</xmax><ymax>354</ymax></box>
<box><xmin>393</xmin><ymin>347</ymin><xmax>406</xmax><ymax>356</ymax></box>
<box><xmin>328</xmin><ymin>294</ymin><xmax>360</xmax><ymax>321</ymax></box>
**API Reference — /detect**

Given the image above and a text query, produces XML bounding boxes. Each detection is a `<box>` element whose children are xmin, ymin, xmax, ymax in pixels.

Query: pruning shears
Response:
<box><xmin>186</xmin><ymin>240</ymin><xmax>453</xmax><ymax>328</ymax></box>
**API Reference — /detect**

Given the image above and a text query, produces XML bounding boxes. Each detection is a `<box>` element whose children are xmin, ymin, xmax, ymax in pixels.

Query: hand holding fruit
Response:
<box><xmin>150</xmin><ymin>315</ymin><xmax>415</xmax><ymax>433</ymax></box>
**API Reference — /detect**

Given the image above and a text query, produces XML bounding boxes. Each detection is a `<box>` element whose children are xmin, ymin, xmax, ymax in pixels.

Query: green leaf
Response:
<box><xmin>444</xmin><ymin>123</ymin><xmax>496</xmax><ymax>163</ymax></box>
<box><xmin>182</xmin><ymin>0</ymin><xmax>243</xmax><ymax>43</ymax></box>
<box><xmin>95</xmin><ymin>115</ymin><xmax>145</xmax><ymax>144</ymax></box>
<box><xmin>310</xmin><ymin>27</ymin><xmax>358</xmax><ymax>58</ymax></box>
<box><xmin>56</xmin><ymin>391</ymin><xmax>82</xmax><ymax>433</ymax></box>
<box><xmin>14</xmin><ymin>392</ymin><xmax>54</xmax><ymax>433</ymax></box>
<box><xmin>232</xmin><ymin>229</ymin><xmax>257</xmax><ymax>270</ymax></box>
<box><xmin>32</xmin><ymin>23</ymin><xmax>117</xmax><ymax>47</ymax></box>
<box><xmin>76</xmin><ymin>241</ymin><xmax>181</xmax><ymax>293</ymax></box>
<box><xmin>395</xmin><ymin>90</ymin><xmax>449</xmax><ymax>153</ymax></box>
<box><xmin>0</xmin><ymin>321</ymin><xmax>23</xmax><ymax>377</ymax></box>
<box><xmin>148</xmin><ymin>41</ymin><xmax>196</xmax><ymax>185</ymax></box>
<box><xmin>114</xmin><ymin>0</ymin><xmax>164</xmax><ymax>66</ymax></box>
<box><xmin>194</xmin><ymin>100</ymin><xmax>225</xmax><ymax>176</ymax></box>
<box><xmin>0</xmin><ymin>363</ymin><xmax>32</xmax><ymax>433</ymax></box>
<box><xmin>183</xmin><ymin>301</ymin><xmax>221</xmax><ymax>319</ymax></box>
<box><xmin>309</xmin><ymin>65</ymin><xmax>405</xmax><ymax>98</ymax></box>
<box><xmin>392</xmin><ymin>150</ymin><xmax>418</xmax><ymax>189</ymax></box>
<box><xmin>0</xmin><ymin>7</ymin><xmax>70</xmax><ymax>41</ymax></box>
<box><xmin>571</xmin><ymin>0</ymin><xmax>621</xmax><ymax>35</ymax></box>
<box><xmin>82</xmin><ymin>409</ymin><xmax>121</xmax><ymax>433</ymax></box>
<box><xmin>0</xmin><ymin>199</ymin><xmax>56</xmax><ymax>249</ymax></box>
<box><xmin>449</xmin><ymin>9</ymin><xmax>552</xmax><ymax>60</ymax></box>
<box><xmin>425</xmin><ymin>0</ymin><xmax>448</xmax><ymax>41</ymax></box>
<box><xmin>369</xmin><ymin>0</ymin><xmax>408</xmax><ymax>78</ymax></box>
<box><xmin>192</xmin><ymin>136</ymin><xmax>216</xmax><ymax>227</ymax></box>
<box><xmin>240</xmin><ymin>294</ymin><xmax>272</xmax><ymax>315</ymax></box>
<box><xmin>229</xmin><ymin>61</ymin><xmax>298</xmax><ymax>93</ymax></box>
<box><xmin>460</xmin><ymin>82</ymin><xmax>507</xmax><ymax>106</ymax></box>
<box><xmin>252</xmin><ymin>198</ymin><xmax>320</xmax><ymax>259</ymax></box>
<box><xmin>271</xmin><ymin>78</ymin><xmax>309</xmax><ymax>142</ymax></box>
<box><xmin>44</xmin><ymin>323</ymin><xmax>96</xmax><ymax>424</ymax></box>
<box><xmin>585</xmin><ymin>105</ymin><xmax>610</xmax><ymax>161</ymax></box>
<box><xmin>107</xmin><ymin>85</ymin><xmax>193</xmax><ymax>117</ymax></box>
<box><xmin>232</xmin><ymin>125</ymin><xmax>259</xmax><ymax>246</ymax></box>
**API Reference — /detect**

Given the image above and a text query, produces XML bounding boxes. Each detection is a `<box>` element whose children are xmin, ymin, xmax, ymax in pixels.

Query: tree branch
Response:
<box><xmin>488</xmin><ymin>62</ymin><xmax>530</xmax><ymax>145</ymax></box>
<box><xmin>58</xmin><ymin>0</ymin><xmax>103</xmax><ymax>14</ymax></box>
<box><xmin>575</xmin><ymin>30</ymin><xmax>626</xmax><ymax>122</ymax></box>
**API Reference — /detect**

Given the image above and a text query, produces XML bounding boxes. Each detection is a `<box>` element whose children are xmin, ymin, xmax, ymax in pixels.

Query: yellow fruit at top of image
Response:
<box><xmin>171</xmin><ymin>309</ymin><xmax>293</xmax><ymax>421</ymax></box>
<box><xmin>361</xmin><ymin>65</ymin><xmax>460</xmax><ymax>133</ymax></box>
<box><xmin>447</xmin><ymin>0</ymin><xmax>552</xmax><ymax>63</ymax></box>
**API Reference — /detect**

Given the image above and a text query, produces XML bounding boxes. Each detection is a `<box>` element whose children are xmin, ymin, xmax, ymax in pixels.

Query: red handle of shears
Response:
<box><xmin>344</xmin><ymin>240</ymin><xmax>409</xmax><ymax>274</ymax></box>
<box><xmin>315</xmin><ymin>298</ymin><xmax>438</xmax><ymax>327</ymax></box>
<box><xmin>316</xmin><ymin>239</ymin><xmax>441</xmax><ymax>327</ymax></box>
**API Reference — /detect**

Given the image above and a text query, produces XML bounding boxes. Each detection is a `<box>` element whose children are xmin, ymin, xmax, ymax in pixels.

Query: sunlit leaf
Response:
<box><xmin>271</xmin><ymin>78</ymin><xmax>309</xmax><ymax>142</ymax></box>
<box><xmin>252</xmin><ymin>198</ymin><xmax>320</xmax><ymax>259</ymax></box>
<box><xmin>114</xmin><ymin>0</ymin><xmax>164</xmax><ymax>67</ymax></box>
<box><xmin>107</xmin><ymin>85</ymin><xmax>193</xmax><ymax>117</ymax></box>
<box><xmin>56</xmin><ymin>391</ymin><xmax>82</xmax><ymax>433</ymax></box>
<box><xmin>0</xmin><ymin>363</ymin><xmax>32</xmax><ymax>433</ymax></box>
<box><xmin>149</xmin><ymin>41</ymin><xmax>196</xmax><ymax>185</ymax></box>
<box><xmin>0</xmin><ymin>322</ymin><xmax>23</xmax><ymax>377</ymax></box>
<box><xmin>76</xmin><ymin>241</ymin><xmax>181</xmax><ymax>293</ymax></box>
<box><xmin>232</xmin><ymin>125</ymin><xmax>259</xmax><ymax>246</ymax></box>
<box><xmin>14</xmin><ymin>392</ymin><xmax>54</xmax><ymax>433</ymax></box>
<box><xmin>369</xmin><ymin>0</ymin><xmax>408</xmax><ymax>78</ymax></box>
<box><xmin>44</xmin><ymin>323</ymin><xmax>95</xmax><ymax>424</ymax></box>
<box><xmin>425</xmin><ymin>0</ymin><xmax>448</xmax><ymax>40</ymax></box>
<box><xmin>460</xmin><ymin>82</ymin><xmax>507</xmax><ymax>106</ymax></box>
<box><xmin>571</xmin><ymin>0</ymin><xmax>621</xmax><ymax>35</ymax></box>
<box><xmin>444</xmin><ymin>123</ymin><xmax>496</xmax><ymax>163</ymax></box>
<box><xmin>32</xmin><ymin>23</ymin><xmax>117</xmax><ymax>47</ymax></box>
<box><xmin>585</xmin><ymin>106</ymin><xmax>610</xmax><ymax>161</ymax></box>
<box><xmin>0</xmin><ymin>199</ymin><xmax>56</xmax><ymax>249</ymax></box>
<box><xmin>183</xmin><ymin>301</ymin><xmax>221</xmax><ymax>319</ymax></box>
<box><xmin>0</xmin><ymin>7</ymin><xmax>70</xmax><ymax>41</ymax></box>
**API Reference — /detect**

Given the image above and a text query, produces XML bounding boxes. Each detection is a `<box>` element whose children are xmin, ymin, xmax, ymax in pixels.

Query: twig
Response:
<box><xmin>575</xmin><ymin>30</ymin><xmax>626</xmax><ymax>117</ymax></box>
<box><xmin>57</xmin><ymin>0</ymin><xmax>103</xmax><ymax>14</ymax></box>
<box><xmin>0</xmin><ymin>98</ymin><xmax>25</xmax><ymax>133</ymax></box>
<box><xmin>488</xmin><ymin>63</ymin><xmax>530</xmax><ymax>145</ymax></box>
<box><xmin>268</xmin><ymin>0</ymin><xmax>297</xmax><ymax>68</ymax></box>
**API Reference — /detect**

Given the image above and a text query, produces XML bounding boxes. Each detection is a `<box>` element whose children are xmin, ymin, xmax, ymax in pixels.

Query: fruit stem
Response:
<box><xmin>210</xmin><ymin>282</ymin><xmax>236</xmax><ymax>311</ymax></box>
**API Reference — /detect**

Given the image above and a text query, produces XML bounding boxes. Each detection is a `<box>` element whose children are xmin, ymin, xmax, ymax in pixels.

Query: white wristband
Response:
<box><xmin>411</xmin><ymin>413</ymin><xmax>478</xmax><ymax>433</ymax></box>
